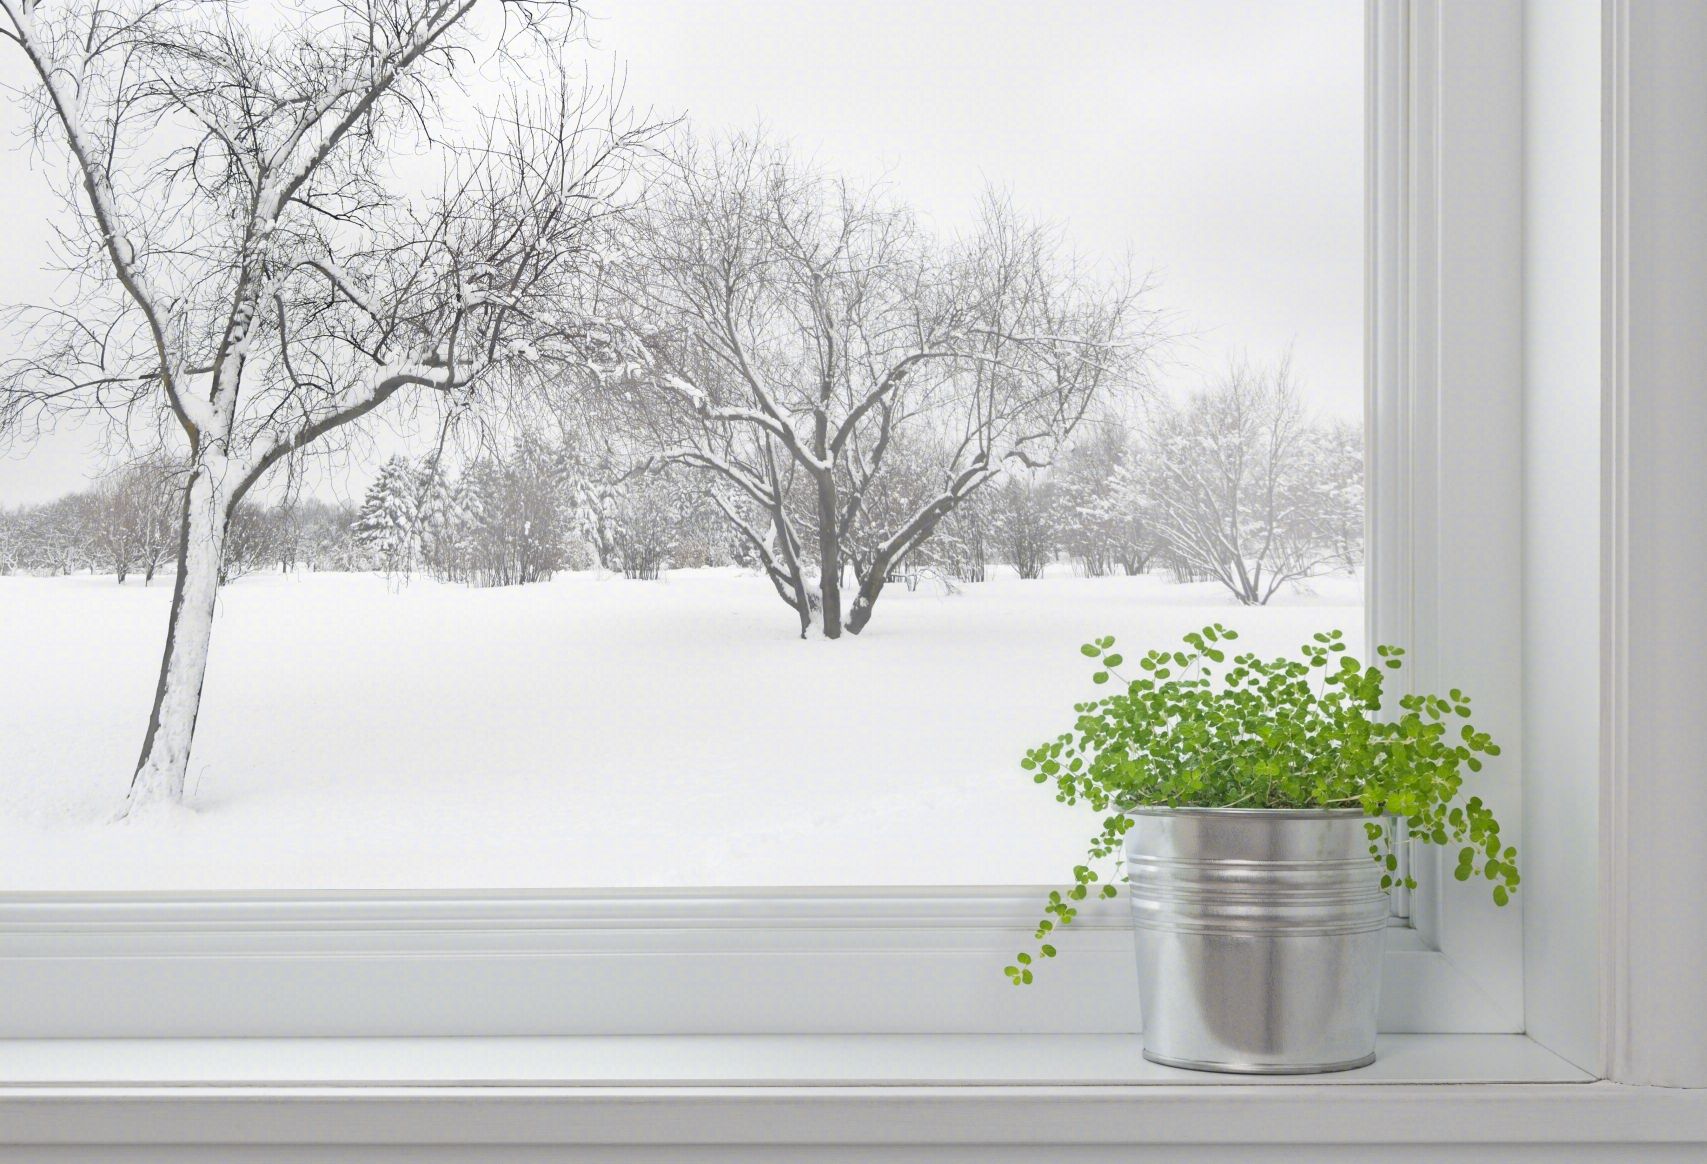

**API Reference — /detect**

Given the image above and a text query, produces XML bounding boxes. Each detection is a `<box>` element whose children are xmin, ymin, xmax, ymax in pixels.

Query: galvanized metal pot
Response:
<box><xmin>1124</xmin><ymin>807</ymin><xmax>1389</xmax><ymax>1074</ymax></box>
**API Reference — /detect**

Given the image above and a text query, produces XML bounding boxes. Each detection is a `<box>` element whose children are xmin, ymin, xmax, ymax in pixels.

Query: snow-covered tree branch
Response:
<box><xmin>1</xmin><ymin>0</ymin><xmax>658</xmax><ymax>809</ymax></box>
<box><xmin>606</xmin><ymin>133</ymin><xmax>1161</xmax><ymax>638</ymax></box>
<box><xmin>1127</xmin><ymin>356</ymin><xmax>1361</xmax><ymax>605</ymax></box>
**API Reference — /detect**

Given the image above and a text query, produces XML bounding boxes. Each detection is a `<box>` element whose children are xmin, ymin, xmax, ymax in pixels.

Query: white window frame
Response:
<box><xmin>0</xmin><ymin>0</ymin><xmax>1532</xmax><ymax>1043</ymax></box>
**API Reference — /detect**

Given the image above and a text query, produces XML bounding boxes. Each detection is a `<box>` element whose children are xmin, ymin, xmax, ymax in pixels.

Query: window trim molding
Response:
<box><xmin>1</xmin><ymin>889</ymin><xmax>1514</xmax><ymax>1038</ymax></box>
<box><xmin>0</xmin><ymin>0</ymin><xmax>1533</xmax><ymax>1042</ymax></box>
<box><xmin>1598</xmin><ymin>0</ymin><xmax>1707</xmax><ymax>1090</ymax></box>
<box><xmin>1367</xmin><ymin>0</ymin><xmax>1526</xmax><ymax>1025</ymax></box>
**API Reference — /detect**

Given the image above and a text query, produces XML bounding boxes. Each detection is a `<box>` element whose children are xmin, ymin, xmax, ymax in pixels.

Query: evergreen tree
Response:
<box><xmin>352</xmin><ymin>456</ymin><xmax>423</xmax><ymax>579</ymax></box>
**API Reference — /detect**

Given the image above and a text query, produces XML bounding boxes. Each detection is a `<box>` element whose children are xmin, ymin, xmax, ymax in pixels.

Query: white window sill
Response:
<box><xmin>0</xmin><ymin>1032</ymin><xmax>1586</xmax><ymax>1088</ymax></box>
<box><xmin>7</xmin><ymin>1033</ymin><xmax>1703</xmax><ymax>1158</ymax></box>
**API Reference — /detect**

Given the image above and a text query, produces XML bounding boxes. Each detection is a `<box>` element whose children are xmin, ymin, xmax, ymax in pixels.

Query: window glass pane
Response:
<box><xmin>0</xmin><ymin>0</ymin><xmax>1364</xmax><ymax>889</ymax></box>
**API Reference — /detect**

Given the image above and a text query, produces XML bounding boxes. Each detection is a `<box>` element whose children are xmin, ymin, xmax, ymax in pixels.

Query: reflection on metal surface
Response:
<box><xmin>1127</xmin><ymin>808</ymin><xmax>1389</xmax><ymax>1074</ymax></box>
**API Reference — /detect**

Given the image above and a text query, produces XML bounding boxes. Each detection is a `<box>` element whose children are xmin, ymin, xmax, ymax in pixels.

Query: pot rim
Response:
<box><xmin>1118</xmin><ymin>805</ymin><xmax>1376</xmax><ymax>820</ymax></box>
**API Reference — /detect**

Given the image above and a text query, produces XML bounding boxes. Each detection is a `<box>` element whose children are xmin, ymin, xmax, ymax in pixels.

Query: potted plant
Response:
<box><xmin>1012</xmin><ymin>625</ymin><xmax>1517</xmax><ymax>1074</ymax></box>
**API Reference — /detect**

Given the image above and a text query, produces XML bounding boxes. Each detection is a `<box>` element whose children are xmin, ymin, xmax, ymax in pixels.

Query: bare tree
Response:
<box><xmin>602</xmin><ymin>467</ymin><xmax>689</xmax><ymax>579</ymax></box>
<box><xmin>89</xmin><ymin>474</ymin><xmax>144</xmax><ymax>584</ymax></box>
<box><xmin>15</xmin><ymin>491</ymin><xmax>94</xmax><ymax>575</ymax></box>
<box><xmin>836</xmin><ymin>427</ymin><xmax>953</xmax><ymax>585</ymax></box>
<box><xmin>133</xmin><ymin>456</ymin><xmax>182</xmax><ymax>584</ymax></box>
<box><xmin>457</xmin><ymin>436</ymin><xmax>571</xmax><ymax>587</ymax></box>
<box><xmin>1</xmin><ymin>0</ymin><xmax>653</xmax><ymax>809</ymax></box>
<box><xmin>0</xmin><ymin>508</ymin><xmax>18</xmax><ymax>575</ymax></box>
<box><xmin>1052</xmin><ymin>418</ymin><xmax>1136</xmax><ymax>577</ymax></box>
<box><xmin>1134</xmin><ymin>357</ymin><xmax>1347</xmax><ymax>605</ymax></box>
<box><xmin>924</xmin><ymin>486</ymin><xmax>994</xmax><ymax>583</ymax></box>
<box><xmin>298</xmin><ymin>499</ymin><xmax>364</xmax><ymax>571</ymax></box>
<box><xmin>989</xmin><ymin>471</ymin><xmax>1057</xmax><ymax>580</ymax></box>
<box><xmin>218</xmin><ymin>500</ymin><xmax>278</xmax><ymax>584</ymax></box>
<box><xmin>612</xmin><ymin>136</ymin><xmax>1155</xmax><ymax>637</ymax></box>
<box><xmin>1303</xmin><ymin>417</ymin><xmax>1365</xmax><ymax>573</ymax></box>
<box><xmin>91</xmin><ymin>456</ymin><xmax>180</xmax><ymax>583</ymax></box>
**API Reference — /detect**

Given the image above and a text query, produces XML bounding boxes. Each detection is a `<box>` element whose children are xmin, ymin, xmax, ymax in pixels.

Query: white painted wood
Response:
<box><xmin>20</xmin><ymin>8</ymin><xmax>1707</xmax><ymax>1155</ymax></box>
<box><xmin>1367</xmin><ymin>0</ymin><xmax>1527</xmax><ymax>1023</ymax></box>
<box><xmin>1600</xmin><ymin>0</ymin><xmax>1707</xmax><ymax>1090</ymax></box>
<box><xmin>0</xmin><ymin>1141</ymin><xmax>1690</xmax><ymax>1162</ymax></box>
<box><xmin>0</xmin><ymin>0</ymin><xmax>1538</xmax><ymax>1045</ymax></box>
<box><xmin>5</xmin><ymin>1074</ymin><xmax>1704</xmax><ymax>1160</ymax></box>
<box><xmin>1520</xmin><ymin>0</ymin><xmax>1603</xmax><ymax>1076</ymax></box>
<box><xmin>1366</xmin><ymin>0</ymin><xmax>1415</xmax><ymax>927</ymax></box>
<box><xmin>0</xmin><ymin>890</ymin><xmax>1498</xmax><ymax>1037</ymax></box>
<box><xmin>10</xmin><ymin>1036</ymin><xmax>1691</xmax><ymax>1162</ymax></box>
<box><xmin>0</xmin><ymin>1034</ymin><xmax>1587</xmax><ymax>1088</ymax></box>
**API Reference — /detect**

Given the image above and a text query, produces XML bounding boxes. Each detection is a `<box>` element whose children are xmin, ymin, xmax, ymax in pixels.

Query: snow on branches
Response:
<box><xmin>604</xmin><ymin>133</ymin><xmax>1162</xmax><ymax>638</ymax></box>
<box><xmin>0</xmin><ymin>0</ymin><xmax>659</xmax><ymax>807</ymax></box>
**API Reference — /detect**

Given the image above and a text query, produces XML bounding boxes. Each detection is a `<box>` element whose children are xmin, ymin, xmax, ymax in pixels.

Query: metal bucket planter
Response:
<box><xmin>1125</xmin><ymin>807</ymin><xmax>1389</xmax><ymax>1074</ymax></box>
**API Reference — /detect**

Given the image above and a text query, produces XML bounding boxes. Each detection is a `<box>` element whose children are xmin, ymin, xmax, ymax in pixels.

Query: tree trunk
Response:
<box><xmin>845</xmin><ymin>580</ymin><xmax>880</xmax><ymax>634</ymax></box>
<box><xmin>845</xmin><ymin>535</ymin><xmax>909</xmax><ymax>634</ymax></box>
<box><xmin>848</xmin><ymin>490</ymin><xmax>969</xmax><ymax>635</ymax></box>
<box><xmin>814</xmin><ymin>469</ymin><xmax>843</xmax><ymax>639</ymax></box>
<box><xmin>125</xmin><ymin>463</ymin><xmax>230</xmax><ymax>812</ymax></box>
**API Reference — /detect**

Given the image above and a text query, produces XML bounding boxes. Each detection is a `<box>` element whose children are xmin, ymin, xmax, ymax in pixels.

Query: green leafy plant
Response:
<box><xmin>1006</xmin><ymin>625</ymin><xmax>1517</xmax><ymax>985</ymax></box>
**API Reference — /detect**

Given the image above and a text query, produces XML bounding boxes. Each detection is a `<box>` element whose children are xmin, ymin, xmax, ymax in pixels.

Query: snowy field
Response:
<box><xmin>0</xmin><ymin>567</ymin><xmax>1362</xmax><ymax>890</ymax></box>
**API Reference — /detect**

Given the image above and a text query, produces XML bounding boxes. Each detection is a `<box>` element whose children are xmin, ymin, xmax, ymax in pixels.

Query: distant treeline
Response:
<box><xmin>4</xmin><ymin>366</ymin><xmax>1361</xmax><ymax>607</ymax></box>
<box><xmin>0</xmin><ymin>457</ymin><xmax>364</xmax><ymax>584</ymax></box>
<box><xmin>343</xmin><ymin>356</ymin><xmax>1365</xmax><ymax>605</ymax></box>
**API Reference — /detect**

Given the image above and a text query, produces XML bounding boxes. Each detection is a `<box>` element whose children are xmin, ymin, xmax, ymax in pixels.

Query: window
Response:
<box><xmin>0</xmin><ymin>0</ymin><xmax>1532</xmax><ymax>1044</ymax></box>
<box><xmin>0</xmin><ymin>0</ymin><xmax>1365</xmax><ymax>892</ymax></box>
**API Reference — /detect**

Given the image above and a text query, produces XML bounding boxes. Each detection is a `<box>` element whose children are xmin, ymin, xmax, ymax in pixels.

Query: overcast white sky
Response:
<box><xmin>0</xmin><ymin>0</ymin><xmax>1363</xmax><ymax>505</ymax></box>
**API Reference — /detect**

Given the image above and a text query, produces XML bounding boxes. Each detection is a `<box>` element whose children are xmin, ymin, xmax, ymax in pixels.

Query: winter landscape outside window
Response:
<box><xmin>0</xmin><ymin>0</ymin><xmax>1365</xmax><ymax>890</ymax></box>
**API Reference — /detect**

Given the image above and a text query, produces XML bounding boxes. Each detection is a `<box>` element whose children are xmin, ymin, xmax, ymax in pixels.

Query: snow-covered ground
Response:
<box><xmin>0</xmin><ymin>567</ymin><xmax>1362</xmax><ymax>889</ymax></box>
